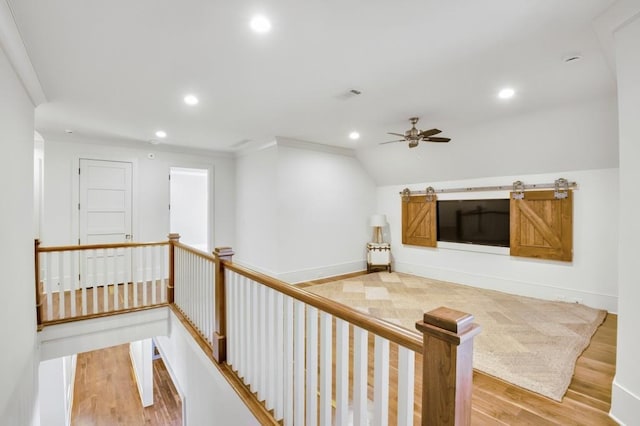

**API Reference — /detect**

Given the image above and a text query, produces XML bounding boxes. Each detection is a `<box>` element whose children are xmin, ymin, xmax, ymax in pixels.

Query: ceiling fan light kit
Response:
<box><xmin>382</xmin><ymin>117</ymin><xmax>451</xmax><ymax>148</ymax></box>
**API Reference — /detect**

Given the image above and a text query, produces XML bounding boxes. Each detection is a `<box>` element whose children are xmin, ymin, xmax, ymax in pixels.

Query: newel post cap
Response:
<box><xmin>168</xmin><ymin>233</ymin><xmax>181</xmax><ymax>241</ymax></box>
<box><xmin>416</xmin><ymin>306</ymin><xmax>481</xmax><ymax>345</ymax></box>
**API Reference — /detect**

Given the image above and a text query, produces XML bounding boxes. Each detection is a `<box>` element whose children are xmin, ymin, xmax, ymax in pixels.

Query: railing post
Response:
<box><xmin>212</xmin><ymin>246</ymin><xmax>234</xmax><ymax>363</ymax></box>
<box><xmin>415</xmin><ymin>306</ymin><xmax>481</xmax><ymax>426</ymax></box>
<box><xmin>34</xmin><ymin>239</ymin><xmax>42</xmax><ymax>329</ymax></box>
<box><xmin>167</xmin><ymin>233</ymin><xmax>180</xmax><ymax>304</ymax></box>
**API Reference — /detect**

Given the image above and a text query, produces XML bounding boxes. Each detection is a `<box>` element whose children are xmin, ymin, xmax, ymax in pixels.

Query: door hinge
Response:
<box><xmin>78</xmin><ymin>167</ymin><xmax>81</xmax><ymax>175</ymax></box>
<box><xmin>168</xmin><ymin>204</ymin><xmax>171</xmax><ymax>211</ymax></box>
<box><xmin>78</xmin><ymin>238</ymin><xmax>80</xmax><ymax>245</ymax></box>
<box><xmin>78</xmin><ymin>203</ymin><xmax>80</xmax><ymax>210</ymax></box>
<box><xmin>168</xmin><ymin>174</ymin><xmax>171</xmax><ymax>181</ymax></box>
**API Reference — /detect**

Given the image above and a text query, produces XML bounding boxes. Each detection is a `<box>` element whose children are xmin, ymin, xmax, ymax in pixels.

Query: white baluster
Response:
<box><xmin>132</xmin><ymin>247</ymin><xmax>138</xmax><ymax>307</ymax></box>
<box><xmin>258</xmin><ymin>284</ymin><xmax>267</xmax><ymax>400</ymax></box>
<box><xmin>306</xmin><ymin>306</ymin><xmax>318</xmax><ymax>426</ymax></box>
<box><xmin>70</xmin><ymin>250</ymin><xmax>77</xmax><ymax>317</ymax></box>
<box><xmin>293</xmin><ymin>300</ymin><xmax>305</xmax><ymax>426</ymax></box>
<box><xmin>225</xmin><ymin>269</ymin><xmax>233</xmax><ymax>366</ymax></box>
<box><xmin>112</xmin><ymin>248</ymin><xmax>119</xmax><ymax>310</ymax></box>
<box><xmin>58</xmin><ymin>251</ymin><xmax>65</xmax><ymax>319</ymax></box>
<box><xmin>353</xmin><ymin>327</ymin><xmax>368</xmax><ymax>426</ymax></box>
<box><xmin>274</xmin><ymin>291</ymin><xmax>284</xmax><ymax>420</ymax></box>
<box><xmin>151</xmin><ymin>245</ymin><xmax>157</xmax><ymax>305</ymax></box>
<box><xmin>266</xmin><ymin>287</ymin><xmax>276</xmax><ymax>410</ymax></box>
<box><xmin>319</xmin><ymin>312</ymin><xmax>332</xmax><ymax>426</ymax></box>
<box><xmin>160</xmin><ymin>245</ymin><xmax>166</xmax><ymax>302</ymax></box>
<box><xmin>102</xmin><ymin>249</ymin><xmax>108</xmax><ymax>312</ymax></box>
<box><xmin>283</xmin><ymin>295</ymin><xmax>294</xmax><ymax>425</ymax></box>
<box><xmin>91</xmin><ymin>249</ymin><xmax>98</xmax><ymax>313</ymax></box>
<box><xmin>373</xmin><ymin>336</ymin><xmax>390</xmax><ymax>426</ymax></box>
<box><xmin>335</xmin><ymin>319</ymin><xmax>349</xmax><ymax>426</ymax></box>
<box><xmin>81</xmin><ymin>252</ymin><xmax>87</xmax><ymax>316</ymax></box>
<box><xmin>142</xmin><ymin>246</ymin><xmax>148</xmax><ymax>306</ymax></box>
<box><xmin>45</xmin><ymin>252</ymin><xmax>52</xmax><ymax>321</ymax></box>
<box><xmin>123</xmin><ymin>247</ymin><xmax>129</xmax><ymax>309</ymax></box>
<box><xmin>397</xmin><ymin>347</ymin><xmax>415</xmax><ymax>426</ymax></box>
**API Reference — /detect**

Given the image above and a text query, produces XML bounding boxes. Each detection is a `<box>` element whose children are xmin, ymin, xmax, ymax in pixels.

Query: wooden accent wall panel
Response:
<box><xmin>510</xmin><ymin>190</ymin><xmax>573</xmax><ymax>261</ymax></box>
<box><xmin>402</xmin><ymin>195</ymin><xmax>437</xmax><ymax>247</ymax></box>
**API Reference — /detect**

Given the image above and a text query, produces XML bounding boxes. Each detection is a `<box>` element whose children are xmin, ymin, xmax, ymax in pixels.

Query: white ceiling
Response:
<box><xmin>9</xmin><ymin>0</ymin><xmax>616</xmax><ymax>152</ymax></box>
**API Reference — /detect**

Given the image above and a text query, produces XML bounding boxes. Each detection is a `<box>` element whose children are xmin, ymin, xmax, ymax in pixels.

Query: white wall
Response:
<box><xmin>357</xmin><ymin>96</ymin><xmax>618</xmax><ymax>185</ymax></box>
<box><xmin>155</xmin><ymin>311</ymin><xmax>259</xmax><ymax>425</ymax></box>
<box><xmin>377</xmin><ymin>168</ymin><xmax>618</xmax><ymax>312</ymax></box>
<box><xmin>611</xmin><ymin>9</ymin><xmax>640</xmax><ymax>423</ymax></box>
<box><xmin>170</xmin><ymin>167</ymin><xmax>209</xmax><ymax>251</ymax></box>
<box><xmin>129</xmin><ymin>339</ymin><xmax>153</xmax><ymax>407</ymax></box>
<box><xmin>38</xmin><ymin>355</ymin><xmax>76</xmax><ymax>426</ymax></box>
<box><xmin>235</xmin><ymin>143</ymin><xmax>279</xmax><ymax>274</ymax></box>
<box><xmin>0</xmin><ymin>40</ymin><xmax>39</xmax><ymax>424</ymax></box>
<box><xmin>276</xmin><ymin>141</ymin><xmax>376</xmax><ymax>282</ymax></box>
<box><xmin>235</xmin><ymin>139</ymin><xmax>377</xmax><ymax>282</ymax></box>
<box><xmin>41</xmin><ymin>139</ymin><xmax>235</xmax><ymax>248</ymax></box>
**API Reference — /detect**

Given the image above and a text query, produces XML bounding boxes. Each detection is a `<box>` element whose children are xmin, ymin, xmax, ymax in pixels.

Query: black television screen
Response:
<box><xmin>437</xmin><ymin>199</ymin><xmax>510</xmax><ymax>247</ymax></box>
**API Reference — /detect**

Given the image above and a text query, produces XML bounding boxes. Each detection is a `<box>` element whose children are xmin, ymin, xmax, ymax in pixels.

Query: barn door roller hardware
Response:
<box><xmin>399</xmin><ymin>178</ymin><xmax>577</xmax><ymax>199</ymax></box>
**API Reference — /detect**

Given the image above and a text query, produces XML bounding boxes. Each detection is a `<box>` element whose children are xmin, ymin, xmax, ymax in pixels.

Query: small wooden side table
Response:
<box><xmin>367</xmin><ymin>242</ymin><xmax>391</xmax><ymax>273</ymax></box>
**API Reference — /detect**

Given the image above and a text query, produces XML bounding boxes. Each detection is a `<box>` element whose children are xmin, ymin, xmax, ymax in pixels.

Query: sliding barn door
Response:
<box><xmin>510</xmin><ymin>190</ymin><xmax>573</xmax><ymax>261</ymax></box>
<box><xmin>402</xmin><ymin>195</ymin><xmax>437</xmax><ymax>247</ymax></box>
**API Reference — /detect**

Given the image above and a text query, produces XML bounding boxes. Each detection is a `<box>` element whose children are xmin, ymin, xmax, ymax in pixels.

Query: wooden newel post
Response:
<box><xmin>167</xmin><ymin>233</ymin><xmax>180</xmax><ymax>304</ymax></box>
<box><xmin>34</xmin><ymin>239</ymin><xmax>42</xmax><ymax>328</ymax></box>
<box><xmin>212</xmin><ymin>246</ymin><xmax>234</xmax><ymax>363</ymax></box>
<box><xmin>415</xmin><ymin>306</ymin><xmax>481</xmax><ymax>426</ymax></box>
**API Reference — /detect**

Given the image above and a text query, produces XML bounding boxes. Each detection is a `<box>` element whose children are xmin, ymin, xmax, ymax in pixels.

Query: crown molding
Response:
<box><xmin>593</xmin><ymin>0</ymin><xmax>640</xmax><ymax>75</ymax></box>
<box><xmin>275</xmin><ymin>136</ymin><xmax>356</xmax><ymax>157</ymax></box>
<box><xmin>0</xmin><ymin>0</ymin><xmax>46</xmax><ymax>106</ymax></box>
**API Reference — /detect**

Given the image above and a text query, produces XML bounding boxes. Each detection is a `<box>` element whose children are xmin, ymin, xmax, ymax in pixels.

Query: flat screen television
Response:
<box><xmin>437</xmin><ymin>199</ymin><xmax>510</xmax><ymax>247</ymax></box>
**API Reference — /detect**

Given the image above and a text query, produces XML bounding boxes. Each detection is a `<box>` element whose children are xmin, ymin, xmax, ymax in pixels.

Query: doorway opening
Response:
<box><xmin>169</xmin><ymin>167</ymin><xmax>210</xmax><ymax>252</ymax></box>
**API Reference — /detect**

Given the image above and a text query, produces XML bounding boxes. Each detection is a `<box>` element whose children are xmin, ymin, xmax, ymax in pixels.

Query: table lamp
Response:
<box><xmin>369</xmin><ymin>214</ymin><xmax>387</xmax><ymax>243</ymax></box>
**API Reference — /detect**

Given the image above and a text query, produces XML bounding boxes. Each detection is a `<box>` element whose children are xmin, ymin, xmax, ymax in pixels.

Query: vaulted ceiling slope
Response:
<box><xmin>9</xmin><ymin>0</ymin><xmax>616</xmax><ymax>154</ymax></box>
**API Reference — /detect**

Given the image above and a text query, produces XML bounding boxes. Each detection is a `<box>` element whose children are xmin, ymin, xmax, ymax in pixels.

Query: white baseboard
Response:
<box><xmin>610</xmin><ymin>380</ymin><xmax>640</xmax><ymax>425</ymax></box>
<box><xmin>277</xmin><ymin>260</ymin><xmax>366</xmax><ymax>284</ymax></box>
<box><xmin>394</xmin><ymin>261</ymin><xmax>618</xmax><ymax>312</ymax></box>
<box><xmin>232</xmin><ymin>259</ymin><xmax>366</xmax><ymax>284</ymax></box>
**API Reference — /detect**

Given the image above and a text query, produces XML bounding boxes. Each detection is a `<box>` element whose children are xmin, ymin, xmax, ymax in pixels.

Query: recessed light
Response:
<box><xmin>155</xmin><ymin>130</ymin><xmax>167</xmax><ymax>138</ymax></box>
<box><xmin>349</xmin><ymin>131</ymin><xmax>360</xmax><ymax>140</ymax></box>
<box><xmin>250</xmin><ymin>15</ymin><xmax>271</xmax><ymax>33</ymax></box>
<box><xmin>64</xmin><ymin>129</ymin><xmax>73</xmax><ymax>134</ymax></box>
<box><xmin>498</xmin><ymin>88</ymin><xmax>515</xmax><ymax>99</ymax></box>
<box><xmin>184</xmin><ymin>94</ymin><xmax>199</xmax><ymax>106</ymax></box>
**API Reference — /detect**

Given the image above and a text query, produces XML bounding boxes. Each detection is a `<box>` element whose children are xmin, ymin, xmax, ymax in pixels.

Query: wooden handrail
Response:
<box><xmin>173</xmin><ymin>241</ymin><xmax>217</xmax><ymax>262</ymax></box>
<box><xmin>37</xmin><ymin>240</ymin><xmax>169</xmax><ymax>253</ymax></box>
<box><xmin>223</xmin><ymin>260</ymin><xmax>423</xmax><ymax>352</ymax></box>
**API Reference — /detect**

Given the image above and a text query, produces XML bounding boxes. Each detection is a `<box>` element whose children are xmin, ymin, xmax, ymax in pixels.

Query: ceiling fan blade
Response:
<box><xmin>380</xmin><ymin>140</ymin><xmax>405</xmax><ymax>145</ymax></box>
<box><xmin>387</xmin><ymin>132</ymin><xmax>406</xmax><ymax>138</ymax></box>
<box><xmin>418</xmin><ymin>128</ymin><xmax>441</xmax><ymax>138</ymax></box>
<box><xmin>423</xmin><ymin>137</ymin><xmax>451</xmax><ymax>143</ymax></box>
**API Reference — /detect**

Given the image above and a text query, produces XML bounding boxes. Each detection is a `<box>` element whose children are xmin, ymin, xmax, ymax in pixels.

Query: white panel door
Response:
<box><xmin>79</xmin><ymin>159</ymin><xmax>133</xmax><ymax>286</ymax></box>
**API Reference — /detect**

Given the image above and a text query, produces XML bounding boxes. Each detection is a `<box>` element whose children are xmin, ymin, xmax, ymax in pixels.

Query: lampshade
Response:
<box><xmin>369</xmin><ymin>214</ymin><xmax>387</xmax><ymax>227</ymax></box>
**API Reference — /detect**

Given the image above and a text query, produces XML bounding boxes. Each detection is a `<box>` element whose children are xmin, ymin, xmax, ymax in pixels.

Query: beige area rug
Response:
<box><xmin>307</xmin><ymin>272</ymin><xmax>607</xmax><ymax>402</ymax></box>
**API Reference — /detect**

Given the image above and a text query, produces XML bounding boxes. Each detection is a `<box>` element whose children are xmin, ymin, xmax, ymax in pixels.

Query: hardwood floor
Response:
<box><xmin>300</xmin><ymin>273</ymin><xmax>618</xmax><ymax>425</ymax></box>
<box><xmin>71</xmin><ymin>344</ymin><xmax>182</xmax><ymax>425</ymax></box>
<box><xmin>470</xmin><ymin>313</ymin><xmax>617</xmax><ymax>425</ymax></box>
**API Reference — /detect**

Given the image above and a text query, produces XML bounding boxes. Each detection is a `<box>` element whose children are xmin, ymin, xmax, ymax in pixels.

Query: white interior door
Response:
<box><xmin>79</xmin><ymin>159</ymin><xmax>133</xmax><ymax>286</ymax></box>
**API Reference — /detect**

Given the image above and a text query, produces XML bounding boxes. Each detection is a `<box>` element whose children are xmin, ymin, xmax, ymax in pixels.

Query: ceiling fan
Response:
<box><xmin>381</xmin><ymin>117</ymin><xmax>450</xmax><ymax>148</ymax></box>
